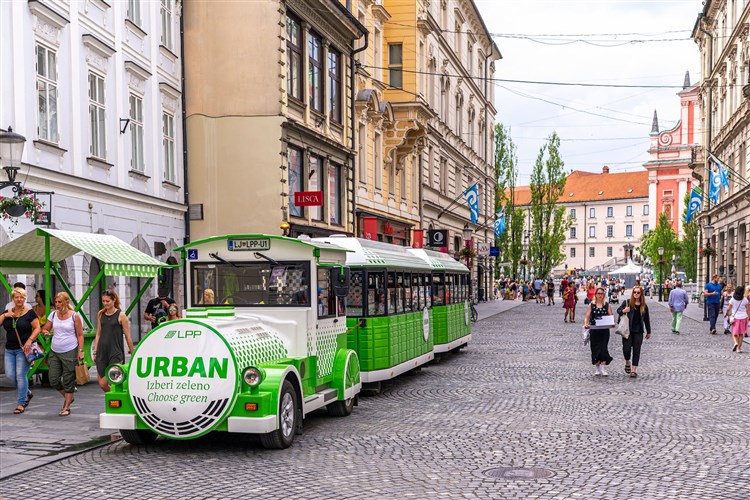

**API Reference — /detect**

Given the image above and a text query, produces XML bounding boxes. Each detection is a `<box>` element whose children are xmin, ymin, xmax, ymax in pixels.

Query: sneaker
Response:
<box><xmin>600</xmin><ymin>366</ymin><xmax>608</xmax><ymax>376</ymax></box>
<box><xmin>594</xmin><ymin>367</ymin><xmax>601</xmax><ymax>376</ymax></box>
<box><xmin>710</xmin><ymin>329</ymin><xmax>717</xmax><ymax>335</ymax></box>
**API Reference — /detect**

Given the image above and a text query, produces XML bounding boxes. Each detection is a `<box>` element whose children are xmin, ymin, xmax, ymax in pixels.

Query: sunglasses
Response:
<box><xmin>633</xmin><ymin>292</ymin><xmax>641</xmax><ymax>295</ymax></box>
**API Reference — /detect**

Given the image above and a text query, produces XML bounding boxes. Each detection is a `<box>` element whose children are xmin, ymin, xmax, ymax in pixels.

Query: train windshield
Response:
<box><xmin>191</xmin><ymin>261</ymin><xmax>311</xmax><ymax>307</ymax></box>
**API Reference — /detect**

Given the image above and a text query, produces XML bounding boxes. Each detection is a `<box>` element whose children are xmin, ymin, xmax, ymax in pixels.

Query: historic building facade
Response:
<box><xmin>693</xmin><ymin>0</ymin><xmax>750</xmax><ymax>287</ymax></box>
<box><xmin>184</xmin><ymin>0</ymin><xmax>365</xmax><ymax>240</ymax></box>
<box><xmin>515</xmin><ymin>168</ymin><xmax>650</xmax><ymax>275</ymax></box>
<box><xmin>352</xmin><ymin>0</ymin><xmax>500</xmax><ymax>299</ymax></box>
<box><xmin>643</xmin><ymin>72</ymin><xmax>700</xmax><ymax>238</ymax></box>
<box><xmin>0</xmin><ymin>0</ymin><xmax>186</xmax><ymax>340</ymax></box>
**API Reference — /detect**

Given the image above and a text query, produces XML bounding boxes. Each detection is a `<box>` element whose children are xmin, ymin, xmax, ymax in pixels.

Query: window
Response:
<box><xmin>456</xmin><ymin>94</ymin><xmax>463</xmax><ymax>138</ymax></box>
<box><xmin>317</xmin><ymin>268</ymin><xmax>336</xmax><ymax>318</ymax></box>
<box><xmin>606</xmin><ymin>225</ymin><xmax>613</xmax><ymax>238</ymax></box>
<box><xmin>607</xmin><ymin>206</ymin><xmax>613</xmax><ymax>217</ymax></box>
<box><xmin>570</xmin><ymin>247</ymin><xmax>576</xmax><ymax>258</ymax></box>
<box><xmin>367</xmin><ymin>271</ymin><xmax>386</xmax><ymax>316</ymax></box>
<box><xmin>643</xmin><ymin>224</ymin><xmax>649</xmax><ymax>233</ymax></box>
<box><xmin>607</xmin><ymin>247</ymin><xmax>613</xmax><ymax>257</ymax></box>
<box><xmin>329</xmin><ymin>162</ymin><xmax>341</xmax><ymax>225</ymax></box>
<box><xmin>643</xmin><ymin>204</ymin><xmax>649</xmax><ymax>215</ymax></box>
<box><xmin>570</xmin><ymin>208</ymin><xmax>577</xmax><ymax>219</ymax></box>
<box><xmin>589</xmin><ymin>247</ymin><xmax>595</xmax><ymax>257</ymax></box>
<box><xmin>88</xmin><ymin>72</ymin><xmax>106</xmax><ymax>158</ymax></box>
<box><xmin>570</xmin><ymin>226</ymin><xmax>577</xmax><ymax>239</ymax></box>
<box><xmin>589</xmin><ymin>226</ymin><xmax>596</xmax><ymax>238</ymax></box>
<box><xmin>374</xmin><ymin>132</ymin><xmax>382</xmax><ymax>190</ymax></box>
<box><xmin>347</xmin><ymin>270</ymin><xmax>364</xmax><ymax>317</ymax></box>
<box><xmin>388</xmin><ymin>43</ymin><xmax>403</xmax><ymax>88</ymax></box>
<box><xmin>358</xmin><ymin>123</ymin><xmax>367</xmax><ymax>181</ymax></box>
<box><xmin>162</xmin><ymin>112</ymin><xmax>176</xmax><ymax>182</ymax></box>
<box><xmin>129</xmin><ymin>94</ymin><xmax>144</xmax><ymax>171</ymax></box>
<box><xmin>328</xmin><ymin>49</ymin><xmax>341</xmax><ymax>123</ymax></box>
<box><xmin>309</xmin><ymin>155</ymin><xmax>323</xmax><ymax>221</ymax></box>
<box><xmin>467</xmin><ymin>42</ymin><xmax>473</xmax><ymax>74</ymax></box>
<box><xmin>440</xmin><ymin>158</ymin><xmax>448</xmax><ymax>191</ymax></box>
<box><xmin>127</xmin><ymin>0</ymin><xmax>141</xmax><ymax>26</ymax></box>
<box><xmin>626</xmin><ymin>225</ymin><xmax>633</xmax><ymax>237</ymax></box>
<box><xmin>288</xmin><ymin>146</ymin><xmax>304</xmax><ymax>217</ymax></box>
<box><xmin>286</xmin><ymin>14</ymin><xmax>302</xmax><ymax>101</ymax></box>
<box><xmin>308</xmin><ymin>32</ymin><xmax>323</xmax><ymax>112</ymax></box>
<box><xmin>626</xmin><ymin>205</ymin><xmax>633</xmax><ymax>217</ymax></box>
<box><xmin>160</xmin><ymin>0</ymin><xmax>173</xmax><ymax>49</ymax></box>
<box><xmin>589</xmin><ymin>207</ymin><xmax>596</xmax><ymax>219</ymax></box>
<box><xmin>36</xmin><ymin>44</ymin><xmax>58</xmax><ymax>143</ymax></box>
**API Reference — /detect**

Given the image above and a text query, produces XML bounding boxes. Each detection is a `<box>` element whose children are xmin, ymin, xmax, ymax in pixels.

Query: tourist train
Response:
<box><xmin>100</xmin><ymin>234</ymin><xmax>472</xmax><ymax>448</ymax></box>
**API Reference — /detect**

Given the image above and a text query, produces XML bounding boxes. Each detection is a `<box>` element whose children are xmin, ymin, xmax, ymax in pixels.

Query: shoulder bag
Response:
<box><xmin>615</xmin><ymin>312</ymin><xmax>631</xmax><ymax>339</ymax></box>
<box><xmin>14</xmin><ymin>327</ymin><xmax>45</xmax><ymax>363</ymax></box>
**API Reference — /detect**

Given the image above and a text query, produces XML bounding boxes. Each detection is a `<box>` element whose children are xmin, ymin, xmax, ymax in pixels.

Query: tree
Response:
<box><xmin>639</xmin><ymin>212</ymin><xmax>680</xmax><ymax>281</ymax></box>
<box><xmin>528</xmin><ymin>132</ymin><xmax>570</xmax><ymax>278</ymax></box>
<box><xmin>680</xmin><ymin>193</ymin><xmax>699</xmax><ymax>282</ymax></box>
<box><xmin>494</xmin><ymin>124</ymin><xmax>524</xmax><ymax>278</ymax></box>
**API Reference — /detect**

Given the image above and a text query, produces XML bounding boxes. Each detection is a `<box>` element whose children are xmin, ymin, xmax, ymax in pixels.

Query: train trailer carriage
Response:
<box><xmin>100</xmin><ymin>234</ymin><xmax>360</xmax><ymax>449</ymax></box>
<box><xmin>313</xmin><ymin>236</ymin><xmax>472</xmax><ymax>390</ymax></box>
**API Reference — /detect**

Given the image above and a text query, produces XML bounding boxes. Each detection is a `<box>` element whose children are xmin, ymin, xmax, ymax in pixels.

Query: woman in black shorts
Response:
<box><xmin>93</xmin><ymin>290</ymin><xmax>134</xmax><ymax>392</ymax></box>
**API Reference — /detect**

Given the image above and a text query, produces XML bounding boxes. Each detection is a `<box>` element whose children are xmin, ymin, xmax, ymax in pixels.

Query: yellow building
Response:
<box><xmin>184</xmin><ymin>0</ymin><xmax>366</xmax><ymax>239</ymax></box>
<box><xmin>352</xmin><ymin>0</ymin><xmax>500</xmax><ymax>298</ymax></box>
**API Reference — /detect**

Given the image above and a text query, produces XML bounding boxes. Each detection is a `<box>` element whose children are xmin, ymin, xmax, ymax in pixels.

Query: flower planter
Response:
<box><xmin>3</xmin><ymin>204</ymin><xmax>25</xmax><ymax>217</ymax></box>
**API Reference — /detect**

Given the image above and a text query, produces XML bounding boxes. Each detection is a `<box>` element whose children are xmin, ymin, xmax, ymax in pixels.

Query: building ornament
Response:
<box><xmin>28</xmin><ymin>1</ymin><xmax>69</xmax><ymax>47</ymax></box>
<box><xmin>658</xmin><ymin>132</ymin><xmax>673</xmax><ymax>146</ymax></box>
<box><xmin>287</xmin><ymin>0</ymin><xmax>359</xmax><ymax>49</ymax></box>
<box><xmin>159</xmin><ymin>82</ymin><xmax>181</xmax><ymax>113</ymax></box>
<box><xmin>125</xmin><ymin>60</ymin><xmax>151</xmax><ymax>94</ymax></box>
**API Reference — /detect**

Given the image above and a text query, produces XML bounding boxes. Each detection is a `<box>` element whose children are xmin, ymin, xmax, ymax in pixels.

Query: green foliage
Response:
<box><xmin>494</xmin><ymin>123</ymin><xmax>523</xmax><ymax>278</ymax></box>
<box><xmin>639</xmin><ymin>212</ymin><xmax>680</xmax><ymax>281</ymax></box>
<box><xmin>528</xmin><ymin>132</ymin><xmax>570</xmax><ymax>278</ymax></box>
<box><xmin>680</xmin><ymin>193</ymin><xmax>699</xmax><ymax>282</ymax></box>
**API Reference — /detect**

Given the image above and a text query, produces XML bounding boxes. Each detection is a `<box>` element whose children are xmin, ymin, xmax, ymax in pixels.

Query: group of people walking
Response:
<box><xmin>703</xmin><ymin>274</ymin><xmax>750</xmax><ymax>352</ymax></box>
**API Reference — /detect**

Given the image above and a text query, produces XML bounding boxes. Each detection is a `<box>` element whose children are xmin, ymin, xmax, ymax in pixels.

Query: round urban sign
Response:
<box><xmin>128</xmin><ymin>320</ymin><xmax>238</xmax><ymax>439</ymax></box>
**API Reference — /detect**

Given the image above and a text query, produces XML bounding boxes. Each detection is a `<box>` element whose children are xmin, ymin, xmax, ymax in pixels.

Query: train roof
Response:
<box><xmin>406</xmin><ymin>248</ymin><xmax>470</xmax><ymax>273</ymax></box>
<box><xmin>174</xmin><ymin>234</ymin><xmax>351</xmax><ymax>254</ymax></box>
<box><xmin>313</xmin><ymin>236</ymin><xmax>433</xmax><ymax>270</ymax></box>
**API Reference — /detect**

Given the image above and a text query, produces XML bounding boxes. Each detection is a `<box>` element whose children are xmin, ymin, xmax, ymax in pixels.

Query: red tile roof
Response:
<box><xmin>510</xmin><ymin>169</ymin><xmax>648</xmax><ymax>206</ymax></box>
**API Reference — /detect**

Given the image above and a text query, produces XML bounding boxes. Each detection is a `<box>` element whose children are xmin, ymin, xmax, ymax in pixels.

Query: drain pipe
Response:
<box><xmin>350</xmin><ymin>30</ymin><xmax>368</xmax><ymax>236</ymax></box>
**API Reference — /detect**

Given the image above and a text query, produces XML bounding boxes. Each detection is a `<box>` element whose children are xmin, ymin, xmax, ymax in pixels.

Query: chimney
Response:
<box><xmin>602</xmin><ymin>165</ymin><xmax>610</xmax><ymax>174</ymax></box>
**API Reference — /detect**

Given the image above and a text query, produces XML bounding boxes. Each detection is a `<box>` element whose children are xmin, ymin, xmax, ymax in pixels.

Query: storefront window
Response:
<box><xmin>288</xmin><ymin>146</ymin><xmax>303</xmax><ymax>217</ymax></box>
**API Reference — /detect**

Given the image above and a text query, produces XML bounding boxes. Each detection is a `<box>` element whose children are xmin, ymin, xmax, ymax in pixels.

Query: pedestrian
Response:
<box><xmin>538</xmin><ymin>280</ymin><xmax>547</xmax><ymax>304</ymax></box>
<box><xmin>40</xmin><ymin>292</ymin><xmax>84</xmax><ymax>416</ymax></box>
<box><xmin>563</xmin><ymin>282</ymin><xmax>577</xmax><ymax>322</ymax></box>
<box><xmin>561</xmin><ymin>276</ymin><xmax>569</xmax><ymax>298</ymax></box>
<box><xmin>3</xmin><ymin>282</ymin><xmax>32</xmax><ymax>311</ymax></box>
<box><xmin>144</xmin><ymin>287</ymin><xmax>176</xmax><ymax>329</ymax></box>
<box><xmin>584</xmin><ymin>287</ymin><xmax>614</xmax><ymax>376</ymax></box>
<box><xmin>533</xmin><ymin>278</ymin><xmax>542</xmax><ymax>303</ymax></box>
<box><xmin>199</xmin><ymin>288</ymin><xmax>215</xmax><ymax>305</ymax></box>
<box><xmin>547</xmin><ymin>279</ymin><xmax>555</xmax><ymax>306</ymax></box>
<box><xmin>167</xmin><ymin>303</ymin><xmax>180</xmax><ymax>321</ymax></box>
<box><xmin>509</xmin><ymin>280</ymin><xmax>517</xmax><ymax>300</ymax></box>
<box><xmin>721</xmin><ymin>283</ymin><xmax>734</xmax><ymax>334</ymax></box>
<box><xmin>32</xmin><ymin>289</ymin><xmax>48</xmax><ymax>327</ymax></box>
<box><xmin>93</xmin><ymin>290</ymin><xmax>135</xmax><ymax>392</ymax></box>
<box><xmin>726</xmin><ymin>285</ymin><xmax>749</xmax><ymax>353</ymax></box>
<box><xmin>1</xmin><ymin>287</ymin><xmax>42</xmax><ymax>414</ymax></box>
<box><xmin>585</xmin><ymin>282</ymin><xmax>596</xmax><ymax>304</ymax></box>
<box><xmin>668</xmin><ymin>279</ymin><xmax>689</xmax><ymax>334</ymax></box>
<box><xmin>703</xmin><ymin>274</ymin><xmax>722</xmax><ymax>334</ymax></box>
<box><xmin>616</xmin><ymin>286</ymin><xmax>652</xmax><ymax>378</ymax></box>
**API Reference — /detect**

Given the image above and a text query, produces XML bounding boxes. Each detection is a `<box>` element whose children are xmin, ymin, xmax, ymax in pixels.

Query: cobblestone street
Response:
<box><xmin>1</xmin><ymin>297</ymin><xmax>748</xmax><ymax>499</ymax></box>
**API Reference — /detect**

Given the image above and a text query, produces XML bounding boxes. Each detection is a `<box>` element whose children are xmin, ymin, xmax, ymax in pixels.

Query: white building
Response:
<box><xmin>0</xmin><ymin>0</ymin><xmax>186</xmax><ymax>339</ymax></box>
<box><xmin>515</xmin><ymin>167</ymin><xmax>650</xmax><ymax>275</ymax></box>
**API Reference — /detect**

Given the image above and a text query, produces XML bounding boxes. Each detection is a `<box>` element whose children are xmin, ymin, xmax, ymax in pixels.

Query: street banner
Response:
<box><xmin>494</xmin><ymin>206</ymin><xmax>506</xmax><ymax>237</ymax></box>
<box><xmin>362</xmin><ymin>217</ymin><xmax>378</xmax><ymax>240</ymax></box>
<box><xmin>710</xmin><ymin>153</ymin><xmax>731</xmax><ymax>192</ymax></box>
<box><xmin>477</xmin><ymin>242</ymin><xmax>490</xmax><ymax>256</ymax></box>
<box><xmin>464</xmin><ymin>183</ymin><xmax>479</xmax><ymax>224</ymax></box>
<box><xmin>685</xmin><ymin>185</ymin><xmax>703</xmax><ymax>224</ymax></box>
<box><xmin>412</xmin><ymin>229</ymin><xmax>424</xmax><ymax>248</ymax></box>
<box><xmin>709</xmin><ymin>169</ymin><xmax>721</xmax><ymax>204</ymax></box>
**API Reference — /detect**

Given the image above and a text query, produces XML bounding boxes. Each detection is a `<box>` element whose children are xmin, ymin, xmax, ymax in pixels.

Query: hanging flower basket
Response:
<box><xmin>0</xmin><ymin>192</ymin><xmax>45</xmax><ymax>223</ymax></box>
<box><xmin>459</xmin><ymin>245</ymin><xmax>477</xmax><ymax>259</ymax></box>
<box><xmin>699</xmin><ymin>244</ymin><xmax>716</xmax><ymax>257</ymax></box>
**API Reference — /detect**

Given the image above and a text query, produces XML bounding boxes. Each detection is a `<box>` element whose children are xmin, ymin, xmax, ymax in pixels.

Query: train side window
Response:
<box><xmin>423</xmin><ymin>273</ymin><xmax>431</xmax><ymax>308</ymax></box>
<box><xmin>411</xmin><ymin>273</ymin><xmax>420</xmax><ymax>311</ymax></box>
<box><xmin>395</xmin><ymin>273</ymin><xmax>404</xmax><ymax>313</ymax></box>
<box><xmin>368</xmin><ymin>271</ymin><xmax>386</xmax><ymax>316</ymax></box>
<box><xmin>387</xmin><ymin>272</ymin><xmax>396</xmax><ymax>314</ymax></box>
<box><xmin>461</xmin><ymin>274</ymin><xmax>468</xmax><ymax>302</ymax></box>
<box><xmin>403</xmin><ymin>272</ymin><xmax>413</xmax><ymax>312</ymax></box>
<box><xmin>317</xmin><ymin>268</ymin><xmax>336</xmax><ymax>318</ymax></box>
<box><xmin>346</xmin><ymin>270</ymin><xmax>364</xmax><ymax>317</ymax></box>
<box><xmin>432</xmin><ymin>274</ymin><xmax>444</xmax><ymax>306</ymax></box>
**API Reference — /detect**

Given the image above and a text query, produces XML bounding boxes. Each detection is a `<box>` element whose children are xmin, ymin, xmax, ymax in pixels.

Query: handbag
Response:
<box><xmin>615</xmin><ymin>313</ymin><xmax>631</xmax><ymax>339</ymax></box>
<box><xmin>727</xmin><ymin>300</ymin><xmax>742</xmax><ymax>326</ymax></box>
<box><xmin>75</xmin><ymin>361</ymin><xmax>91</xmax><ymax>385</ymax></box>
<box><xmin>582</xmin><ymin>327</ymin><xmax>590</xmax><ymax>345</ymax></box>
<box><xmin>14</xmin><ymin>327</ymin><xmax>45</xmax><ymax>363</ymax></box>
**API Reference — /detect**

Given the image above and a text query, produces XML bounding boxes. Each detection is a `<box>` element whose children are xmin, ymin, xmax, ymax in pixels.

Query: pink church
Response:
<box><xmin>642</xmin><ymin>72</ymin><xmax>699</xmax><ymax>237</ymax></box>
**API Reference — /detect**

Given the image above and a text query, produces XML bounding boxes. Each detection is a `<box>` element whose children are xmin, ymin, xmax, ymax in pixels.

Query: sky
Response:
<box><xmin>474</xmin><ymin>0</ymin><xmax>703</xmax><ymax>184</ymax></box>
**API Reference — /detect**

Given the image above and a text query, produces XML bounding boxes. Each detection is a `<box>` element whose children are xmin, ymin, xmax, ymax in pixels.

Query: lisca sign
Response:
<box><xmin>294</xmin><ymin>191</ymin><xmax>323</xmax><ymax>207</ymax></box>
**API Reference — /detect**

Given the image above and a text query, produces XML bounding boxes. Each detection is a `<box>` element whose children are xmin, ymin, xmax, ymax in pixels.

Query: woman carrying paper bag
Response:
<box><xmin>616</xmin><ymin>286</ymin><xmax>652</xmax><ymax>378</ymax></box>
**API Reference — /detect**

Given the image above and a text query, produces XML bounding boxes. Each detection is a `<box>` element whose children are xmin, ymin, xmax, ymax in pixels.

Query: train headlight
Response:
<box><xmin>242</xmin><ymin>367</ymin><xmax>263</xmax><ymax>387</ymax></box>
<box><xmin>107</xmin><ymin>364</ymin><xmax>126</xmax><ymax>385</ymax></box>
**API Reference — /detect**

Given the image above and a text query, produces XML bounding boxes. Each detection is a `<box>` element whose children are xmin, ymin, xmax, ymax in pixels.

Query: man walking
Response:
<box><xmin>668</xmin><ymin>280</ymin><xmax>690</xmax><ymax>334</ymax></box>
<box><xmin>704</xmin><ymin>274</ymin><xmax>722</xmax><ymax>335</ymax></box>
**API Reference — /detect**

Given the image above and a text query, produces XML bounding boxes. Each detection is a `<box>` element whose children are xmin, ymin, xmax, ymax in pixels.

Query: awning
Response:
<box><xmin>0</xmin><ymin>228</ymin><xmax>163</xmax><ymax>277</ymax></box>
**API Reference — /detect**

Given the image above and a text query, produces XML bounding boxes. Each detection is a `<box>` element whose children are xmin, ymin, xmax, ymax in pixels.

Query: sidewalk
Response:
<box><xmin>0</xmin><ymin>368</ymin><xmax>118</xmax><ymax>480</ymax></box>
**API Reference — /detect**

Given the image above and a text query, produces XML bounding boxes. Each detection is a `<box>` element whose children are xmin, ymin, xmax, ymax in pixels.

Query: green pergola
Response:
<box><xmin>0</xmin><ymin>228</ymin><xmax>165</xmax><ymax>376</ymax></box>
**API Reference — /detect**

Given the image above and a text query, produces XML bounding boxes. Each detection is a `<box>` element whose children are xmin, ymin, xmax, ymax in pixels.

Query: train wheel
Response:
<box><xmin>328</xmin><ymin>351</ymin><xmax>359</xmax><ymax>417</ymax></box>
<box><xmin>120</xmin><ymin>429</ymin><xmax>157</xmax><ymax>445</ymax></box>
<box><xmin>261</xmin><ymin>380</ymin><xmax>297</xmax><ymax>449</ymax></box>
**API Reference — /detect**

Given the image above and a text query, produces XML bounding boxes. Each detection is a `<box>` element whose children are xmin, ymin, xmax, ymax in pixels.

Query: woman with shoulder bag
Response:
<box><xmin>563</xmin><ymin>282</ymin><xmax>577</xmax><ymax>323</ymax></box>
<box><xmin>584</xmin><ymin>287</ymin><xmax>614</xmax><ymax>376</ymax></box>
<box><xmin>41</xmin><ymin>292</ymin><xmax>85</xmax><ymax>416</ymax></box>
<box><xmin>616</xmin><ymin>285</ymin><xmax>652</xmax><ymax>378</ymax></box>
<box><xmin>726</xmin><ymin>285</ymin><xmax>749</xmax><ymax>353</ymax></box>
<box><xmin>93</xmin><ymin>289</ymin><xmax>134</xmax><ymax>392</ymax></box>
<box><xmin>1</xmin><ymin>287</ymin><xmax>41</xmax><ymax>414</ymax></box>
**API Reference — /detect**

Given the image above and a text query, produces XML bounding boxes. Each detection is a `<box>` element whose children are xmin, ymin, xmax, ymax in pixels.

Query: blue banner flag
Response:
<box><xmin>685</xmin><ymin>185</ymin><xmax>702</xmax><ymax>224</ymax></box>
<box><xmin>464</xmin><ymin>183</ymin><xmax>479</xmax><ymax>224</ymax></box>
<box><xmin>494</xmin><ymin>206</ymin><xmax>507</xmax><ymax>237</ymax></box>
<box><xmin>710</xmin><ymin>154</ymin><xmax>730</xmax><ymax>192</ymax></box>
<box><xmin>708</xmin><ymin>169</ymin><xmax>721</xmax><ymax>204</ymax></box>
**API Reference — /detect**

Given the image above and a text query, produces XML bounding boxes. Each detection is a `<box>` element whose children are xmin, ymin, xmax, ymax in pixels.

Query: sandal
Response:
<box><xmin>630</xmin><ymin>372</ymin><xmax>637</xmax><ymax>378</ymax></box>
<box><xmin>59</xmin><ymin>407</ymin><xmax>71</xmax><ymax>417</ymax></box>
<box><xmin>23</xmin><ymin>391</ymin><xmax>33</xmax><ymax>408</ymax></box>
<box><xmin>625</xmin><ymin>363</ymin><xmax>631</xmax><ymax>374</ymax></box>
<box><xmin>13</xmin><ymin>406</ymin><xmax>25</xmax><ymax>414</ymax></box>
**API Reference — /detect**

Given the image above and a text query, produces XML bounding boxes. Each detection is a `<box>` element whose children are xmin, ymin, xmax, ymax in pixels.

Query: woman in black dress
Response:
<box><xmin>93</xmin><ymin>290</ymin><xmax>134</xmax><ymax>392</ymax></box>
<box><xmin>584</xmin><ymin>287</ymin><xmax>613</xmax><ymax>376</ymax></box>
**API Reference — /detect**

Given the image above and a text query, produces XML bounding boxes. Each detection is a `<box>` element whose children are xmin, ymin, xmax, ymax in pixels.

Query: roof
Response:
<box><xmin>0</xmin><ymin>229</ymin><xmax>163</xmax><ymax>277</ymax></box>
<box><xmin>175</xmin><ymin>234</ymin><xmax>351</xmax><ymax>254</ymax></box>
<box><xmin>407</xmin><ymin>248</ymin><xmax>470</xmax><ymax>273</ymax></box>
<box><xmin>313</xmin><ymin>236</ymin><xmax>433</xmax><ymax>270</ymax></box>
<box><xmin>511</xmin><ymin>170</ymin><xmax>648</xmax><ymax>206</ymax></box>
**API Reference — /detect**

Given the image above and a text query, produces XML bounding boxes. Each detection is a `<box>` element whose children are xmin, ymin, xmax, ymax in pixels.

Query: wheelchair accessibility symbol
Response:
<box><xmin>187</xmin><ymin>249</ymin><xmax>198</xmax><ymax>260</ymax></box>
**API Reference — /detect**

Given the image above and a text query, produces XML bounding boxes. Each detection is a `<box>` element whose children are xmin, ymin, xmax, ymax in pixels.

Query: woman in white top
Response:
<box><xmin>41</xmin><ymin>292</ymin><xmax>84</xmax><ymax>416</ymax></box>
<box><xmin>726</xmin><ymin>285</ymin><xmax>750</xmax><ymax>353</ymax></box>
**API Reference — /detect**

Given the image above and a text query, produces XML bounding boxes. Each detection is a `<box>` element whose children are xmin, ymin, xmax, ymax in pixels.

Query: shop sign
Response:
<box><xmin>428</xmin><ymin>229</ymin><xmax>448</xmax><ymax>247</ymax></box>
<box><xmin>362</xmin><ymin>216</ymin><xmax>378</xmax><ymax>241</ymax></box>
<box><xmin>412</xmin><ymin>229</ymin><xmax>424</xmax><ymax>249</ymax></box>
<box><xmin>477</xmin><ymin>242</ymin><xmax>490</xmax><ymax>256</ymax></box>
<box><xmin>34</xmin><ymin>211</ymin><xmax>51</xmax><ymax>225</ymax></box>
<box><xmin>228</xmin><ymin>239</ymin><xmax>270</xmax><ymax>251</ymax></box>
<box><xmin>128</xmin><ymin>323</ymin><xmax>238</xmax><ymax>438</ymax></box>
<box><xmin>293</xmin><ymin>191</ymin><xmax>323</xmax><ymax>207</ymax></box>
<box><xmin>489</xmin><ymin>246</ymin><xmax>500</xmax><ymax>257</ymax></box>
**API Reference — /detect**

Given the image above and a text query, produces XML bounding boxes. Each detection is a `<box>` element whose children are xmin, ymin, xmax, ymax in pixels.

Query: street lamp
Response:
<box><xmin>703</xmin><ymin>224</ymin><xmax>715</xmax><ymax>321</ymax></box>
<box><xmin>657</xmin><ymin>246</ymin><xmax>665</xmax><ymax>302</ymax></box>
<box><xmin>0</xmin><ymin>126</ymin><xmax>27</xmax><ymax>195</ymax></box>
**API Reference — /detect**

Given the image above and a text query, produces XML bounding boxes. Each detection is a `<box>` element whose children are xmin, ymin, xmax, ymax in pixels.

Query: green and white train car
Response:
<box><xmin>100</xmin><ymin>235</ymin><xmax>360</xmax><ymax>448</ymax></box>
<box><xmin>313</xmin><ymin>236</ymin><xmax>472</xmax><ymax>390</ymax></box>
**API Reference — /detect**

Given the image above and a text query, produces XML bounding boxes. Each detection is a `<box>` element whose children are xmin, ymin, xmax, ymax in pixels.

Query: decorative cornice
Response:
<box><xmin>28</xmin><ymin>1</ymin><xmax>69</xmax><ymax>29</ymax></box>
<box><xmin>125</xmin><ymin>60</ymin><xmax>152</xmax><ymax>80</ymax></box>
<box><xmin>82</xmin><ymin>33</ymin><xmax>115</xmax><ymax>58</ymax></box>
<box><xmin>159</xmin><ymin>82</ymin><xmax>180</xmax><ymax>113</ymax></box>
